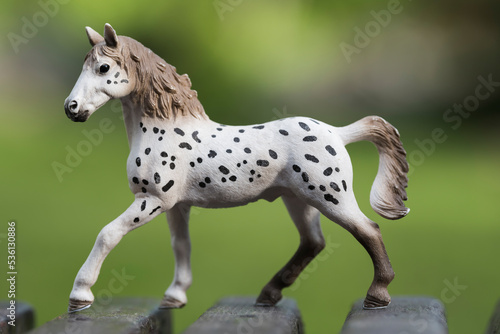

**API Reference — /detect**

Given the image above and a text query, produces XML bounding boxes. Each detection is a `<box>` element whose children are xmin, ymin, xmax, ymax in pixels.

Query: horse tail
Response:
<box><xmin>337</xmin><ymin>116</ymin><xmax>409</xmax><ymax>220</ymax></box>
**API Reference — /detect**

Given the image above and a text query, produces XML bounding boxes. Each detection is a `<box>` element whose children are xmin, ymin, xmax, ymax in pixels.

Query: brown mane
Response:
<box><xmin>87</xmin><ymin>36</ymin><xmax>208</xmax><ymax>120</ymax></box>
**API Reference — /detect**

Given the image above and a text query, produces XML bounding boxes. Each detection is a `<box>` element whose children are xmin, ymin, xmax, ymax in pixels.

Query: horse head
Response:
<box><xmin>64</xmin><ymin>24</ymin><xmax>135</xmax><ymax>122</ymax></box>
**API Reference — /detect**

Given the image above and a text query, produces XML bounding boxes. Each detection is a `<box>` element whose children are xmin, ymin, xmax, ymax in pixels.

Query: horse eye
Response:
<box><xmin>99</xmin><ymin>64</ymin><xmax>110</xmax><ymax>74</ymax></box>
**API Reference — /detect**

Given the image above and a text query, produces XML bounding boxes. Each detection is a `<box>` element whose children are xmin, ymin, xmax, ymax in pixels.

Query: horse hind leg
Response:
<box><xmin>324</xmin><ymin>203</ymin><xmax>395</xmax><ymax>309</ymax></box>
<box><xmin>256</xmin><ymin>195</ymin><xmax>325</xmax><ymax>306</ymax></box>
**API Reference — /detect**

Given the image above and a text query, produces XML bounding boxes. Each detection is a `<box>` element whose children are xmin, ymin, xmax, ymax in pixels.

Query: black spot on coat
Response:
<box><xmin>219</xmin><ymin>166</ymin><xmax>230</xmax><ymax>175</ymax></box>
<box><xmin>174</xmin><ymin>128</ymin><xmax>185</xmax><ymax>136</ymax></box>
<box><xmin>326</xmin><ymin>145</ymin><xmax>337</xmax><ymax>156</ymax></box>
<box><xmin>302</xmin><ymin>172</ymin><xmax>309</xmax><ymax>182</ymax></box>
<box><xmin>149</xmin><ymin>206</ymin><xmax>161</xmax><ymax>215</ymax></box>
<box><xmin>179</xmin><ymin>142</ymin><xmax>192</xmax><ymax>150</ymax></box>
<box><xmin>305</xmin><ymin>154</ymin><xmax>319</xmax><ymax>163</ymax></box>
<box><xmin>303</xmin><ymin>136</ymin><xmax>317</xmax><ymax>142</ymax></box>
<box><xmin>192</xmin><ymin>131</ymin><xmax>201</xmax><ymax>143</ymax></box>
<box><xmin>330</xmin><ymin>182</ymin><xmax>340</xmax><ymax>192</ymax></box>
<box><xmin>299</xmin><ymin>122</ymin><xmax>310</xmax><ymax>131</ymax></box>
<box><xmin>324</xmin><ymin>194</ymin><xmax>339</xmax><ymax>204</ymax></box>
<box><xmin>162</xmin><ymin>180</ymin><xmax>174</xmax><ymax>192</ymax></box>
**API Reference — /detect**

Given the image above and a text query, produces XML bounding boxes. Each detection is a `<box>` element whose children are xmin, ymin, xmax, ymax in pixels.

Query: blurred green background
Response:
<box><xmin>1</xmin><ymin>0</ymin><xmax>500</xmax><ymax>333</ymax></box>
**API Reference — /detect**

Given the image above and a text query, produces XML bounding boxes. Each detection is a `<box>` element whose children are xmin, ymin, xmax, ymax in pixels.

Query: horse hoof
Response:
<box><xmin>362</xmin><ymin>294</ymin><xmax>391</xmax><ymax>309</ymax></box>
<box><xmin>159</xmin><ymin>295</ymin><xmax>186</xmax><ymax>309</ymax></box>
<box><xmin>68</xmin><ymin>298</ymin><xmax>93</xmax><ymax>313</ymax></box>
<box><xmin>255</xmin><ymin>286</ymin><xmax>282</xmax><ymax>306</ymax></box>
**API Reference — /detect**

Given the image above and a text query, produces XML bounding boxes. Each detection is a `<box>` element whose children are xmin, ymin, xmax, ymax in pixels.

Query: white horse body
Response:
<box><xmin>64</xmin><ymin>24</ymin><xmax>409</xmax><ymax>313</ymax></box>
<box><xmin>124</xmin><ymin>110</ymin><xmax>350</xmax><ymax>210</ymax></box>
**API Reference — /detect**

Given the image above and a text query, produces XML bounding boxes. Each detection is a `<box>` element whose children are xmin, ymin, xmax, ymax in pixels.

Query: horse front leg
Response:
<box><xmin>68</xmin><ymin>195</ymin><xmax>164</xmax><ymax>312</ymax></box>
<box><xmin>160</xmin><ymin>204</ymin><xmax>192</xmax><ymax>308</ymax></box>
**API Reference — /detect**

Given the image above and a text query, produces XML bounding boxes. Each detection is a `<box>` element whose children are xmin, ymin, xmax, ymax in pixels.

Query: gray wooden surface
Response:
<box><xmin>0</xmin><ymin>301</ymin><xmax>34</xmax><ymax>334</ymax></box>
<box><xmin>486</xmin><ymin>299</ymin><xmax>500</xmax><ymax>334</ymax></box>
<box><xmin>182</xmin><ymin>297</ymin><xmax>303</xmax><ymax>334</ymax></box>
<box><xmin>340</xmin><ymin>296</ymin><xmax>448</xmax><ymax>334</ymax></box>
<box><xmin>28</xmin><ymin>297</ymin><xmax>171</xmax><ymax>334</ymax></box>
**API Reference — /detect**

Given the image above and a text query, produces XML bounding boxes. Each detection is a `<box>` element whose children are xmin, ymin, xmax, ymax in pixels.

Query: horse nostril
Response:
<box><xmin>69</xmin><ymin>100</ymin><xmax>78</xmax><ymax>112</ymax></box>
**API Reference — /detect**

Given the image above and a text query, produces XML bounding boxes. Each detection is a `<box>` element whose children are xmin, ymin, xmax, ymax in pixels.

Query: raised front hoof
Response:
<box><xmin>255</xmin><ymin>286</ymin><xmax>282</xmax><ymax>307</ymax></box>
<box><xmin>68</xmin><ymin>298</ymin><xmax>93</xmax><ymax>313</ymax></box>
<box><xmin>159</xmin><ymin>295</ymin><xmax>186</xmax><ymax>309</ymax></box>
<box><xmin>362</xmin><ymin>293</ymin><xmax>391</xmax><ymax>310</ymax></box>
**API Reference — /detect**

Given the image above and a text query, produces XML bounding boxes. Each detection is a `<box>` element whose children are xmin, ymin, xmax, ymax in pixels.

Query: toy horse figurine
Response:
<box><xmin>64</xmin><ymin>24</ymin><xmax>409</xmax><ymax>313</ymax></box>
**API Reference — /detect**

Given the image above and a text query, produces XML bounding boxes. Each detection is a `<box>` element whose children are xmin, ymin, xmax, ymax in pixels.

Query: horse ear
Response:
<box><xmin>104</xmin><ymin>23</ymin><xmax>118</xmax><ymax>48</ymax></box>
<box><xmin>86</xmin><ymin>26</ymin><xmax>104</xmax><ymax>46</ymax></box>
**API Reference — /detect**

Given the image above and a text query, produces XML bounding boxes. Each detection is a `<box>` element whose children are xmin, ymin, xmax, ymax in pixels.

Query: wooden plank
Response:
<box><xmin>0</xmin><ymin>301</ymin><xmax>35</xmax><ymax>334</ymax></box>
<box><xmin>340</xmin><ymin>296</ymin><xmax>448</xmax><ymax>334</ymax></box>
<box><xmin>486</xmin><ymin>299</ymin><xmax>500</xmax><ymax>334</ymax></box>
<box><xmin>182</xmin><ymin>297</ymin><xmax>303</xmax><ymax>334</ymax></box>
<box><xmin>30</xmin><ymin>297</ymin><xmax>171</xmax><ymax>334</ymax></box>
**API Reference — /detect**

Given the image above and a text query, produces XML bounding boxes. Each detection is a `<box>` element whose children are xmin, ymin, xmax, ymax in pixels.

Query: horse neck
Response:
<box><xmin>119</xmin><ymin>96</ymin><xmax>212</xmax><ymax>151</ymax></box>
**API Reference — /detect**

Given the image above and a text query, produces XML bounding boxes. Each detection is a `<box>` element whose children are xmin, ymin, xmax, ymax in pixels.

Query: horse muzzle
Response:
<box><xmin>64</xmin><ymin>99</ymin><xmax>90</xmax><ymax>122</ymax></box>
